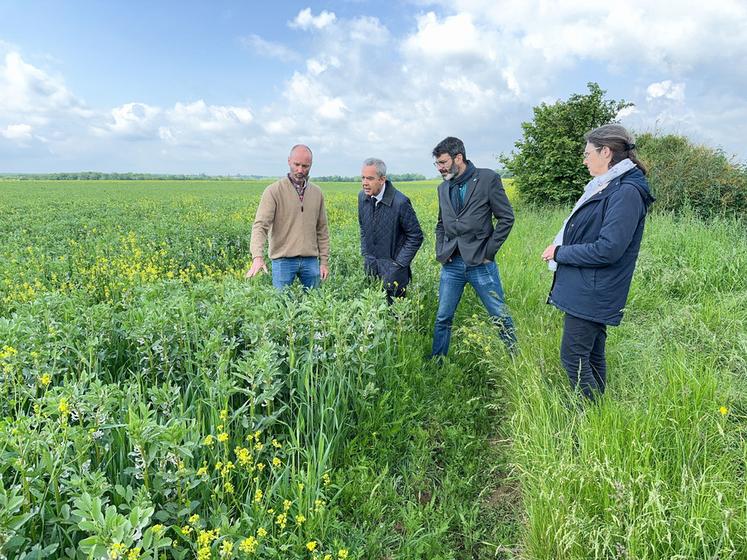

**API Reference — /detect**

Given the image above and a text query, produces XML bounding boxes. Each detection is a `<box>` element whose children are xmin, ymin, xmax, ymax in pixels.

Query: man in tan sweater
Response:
<box><xmin>245</xmin><ymin>144</ymin><xmax>330</xmax><ymax>289</ymax></box>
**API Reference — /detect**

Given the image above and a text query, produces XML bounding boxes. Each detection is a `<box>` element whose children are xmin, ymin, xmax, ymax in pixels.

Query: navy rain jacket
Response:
<box><xmin>358</xmin><ymin>181</ymin><xmax>423</xmax><ymax>287</ymax></box>
<box><xmin>548</xmin><ymin>167</ymin><xmax>655</xmax><ymax>325</ymax></box>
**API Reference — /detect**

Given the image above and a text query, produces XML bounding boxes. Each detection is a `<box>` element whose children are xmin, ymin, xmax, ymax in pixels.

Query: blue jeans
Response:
<box><xmin>432</xmin><ymin>256</ymin><xmax>517</xmax><ymax>356</ymax></box>
<box><xmin>271</xmin><ymin>257</ymin><xmax>320</xmax><ymax>289</ymax></box>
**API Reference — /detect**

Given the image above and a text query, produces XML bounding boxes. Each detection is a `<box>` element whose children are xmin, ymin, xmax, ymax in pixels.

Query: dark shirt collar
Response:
<box><xmin>451</xmin><ymin>161</ymin><xmax>476</xmax><ymax>186</ymax></box>
<box><xmin>287</xmin><ymin>173</ymin><xmax>307</xmax><ymax>189</ymax></box>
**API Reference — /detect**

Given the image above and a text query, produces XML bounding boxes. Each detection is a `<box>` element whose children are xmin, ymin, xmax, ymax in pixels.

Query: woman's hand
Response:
<box><xmin>542</xmin><ymin>244</ymin><xmax>557</xmax><ymax>262</ymax></box>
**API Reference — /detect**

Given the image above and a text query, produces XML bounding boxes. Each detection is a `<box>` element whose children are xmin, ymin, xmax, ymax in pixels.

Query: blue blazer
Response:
<box><xmin>435</xmin><ymin>164</ymin><xmax>514</xmax><ymax>266</ymax></box>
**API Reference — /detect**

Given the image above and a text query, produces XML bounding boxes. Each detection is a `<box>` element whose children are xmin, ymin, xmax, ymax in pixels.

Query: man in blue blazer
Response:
<box><xmin>431</xmin><ymin>137</ymin><xmax>517</xmax><ymax>356</ymax></box>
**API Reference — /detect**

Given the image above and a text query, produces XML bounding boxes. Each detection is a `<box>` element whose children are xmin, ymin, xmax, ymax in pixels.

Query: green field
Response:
<box><xmin>1</xmin><ymin>179</ymin><xmax>746</xmax><ymax>559</ymax></box>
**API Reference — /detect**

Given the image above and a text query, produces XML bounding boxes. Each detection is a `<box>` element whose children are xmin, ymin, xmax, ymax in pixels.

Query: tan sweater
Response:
<box><xmin>250</xmin><ymin>177</ymin><xmax>330</xmax><ymax>266</ymax></box>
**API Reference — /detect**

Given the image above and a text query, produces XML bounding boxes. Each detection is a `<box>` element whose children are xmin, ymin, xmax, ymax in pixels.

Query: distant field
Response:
<box><xmin>0</xmin><ymin>179</ymin><xmax>745</xmax><ymax>559</ymax></box>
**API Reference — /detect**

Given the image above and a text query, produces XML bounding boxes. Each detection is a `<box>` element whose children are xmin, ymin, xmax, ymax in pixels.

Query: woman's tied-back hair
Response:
<box><xmin>585</xmin><ymin>124</ymin><xmax>647</xmax><ymax>175</ymax></box>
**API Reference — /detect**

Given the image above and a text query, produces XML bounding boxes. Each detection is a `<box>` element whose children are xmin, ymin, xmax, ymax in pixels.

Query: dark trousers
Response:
<box><xmin>560</xmin><ymin>313</ymin><xmax>607</xmax><ymax>400</ymax></box>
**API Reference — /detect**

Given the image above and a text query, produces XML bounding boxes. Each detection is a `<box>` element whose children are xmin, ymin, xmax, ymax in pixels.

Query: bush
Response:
<box><xmin>637</xmin><ymin>133</ymin><xmax>747</xmax><ymax>219</ymax></box>
<box><xmin>500</xmin><ymin>83</ymin><xmax>630</xmax><ymax>205</ymax></box>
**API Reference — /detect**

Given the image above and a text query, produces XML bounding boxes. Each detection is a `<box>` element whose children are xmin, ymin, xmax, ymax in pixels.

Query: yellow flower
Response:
<box><xmin>189</xmin><ymin>513</ymin><xmax>200</xmax><ymax>525</ymax></box>
<box><xmin>253</xmin><ymin>488</ymin><xmax>263</xmax><ymax>503</ymax></box>
<box><xmin>256</xmin><ymin>462</ymin><xmax>265</xmax><ymax>472</ymax></box>
<box><xmin>720</xmin><ymin>406</ymin><xmax>729</xmax><ymax>416</ymax></box>
<box><xmin>181</xmin><ymin>525</ymin><xmax>193</xmax><ymax>535</ymax></box>
<box><xmin>151</xmin><ymin>524</ymin><xmax>165</xmax><ymax>535</ymax></box>
<box><xmin>197</xmin><ymin>465</ymin><xmax>208</xmax><ymax>477</ymax></box>
<box><xmin>197</xmin><ymin>528</ymin><xmax>219</xmax><ymax>547</ymax></box>
<box><xmin>272</xmin><ymin>438</ymin><xmax>282</xmax><ymax>448</ymax></box>
<box><xmin>338</xmin><ymin>549</ymin><xmax>349</xmax><ymax>559</ymax></box>
<box><xmin>306</xmin><ymin>541</ymin><xmax>318</xmax><ymax>552</ymax></box>
<box><xmin>127</xmin><ymin>547</ymin><xmax>142</xmax><ymax>560</ymax></box>
<box><xmin>224</xmin><ymin>481</ymin><xmax>234</xmax><ymax>494</ymax></box>
<box><xmin>257</xmin><ymin>527</ymin><xmax>267</xmax><ymax>538</ymax></box>
<box><xmin>295</xmin><ymin>514</ymin><xmax>306</xmax><ymax>525</ymax></box>
<box><xmin>272</xmin><ymin>457</ymin><xmax>281</xmax><ymax>468</ymax></box>
<box><xmin>58</xmin><ymin>398</ymin><xmax>70</xmax><ymax>417</ymax></box>
<box><xmin>220</xmin><ymin>461</ymin><xmax>235</xmax><ymax>477</ymax></box>
<box><xmin>235</xmin><ymin>447</ymin><xmax>252</xmax><ymax>466</ymax></box>
<box><xmin>239</xmin><ymin>536</ymin><xmax>258</xmax><ymax>554</ymax></box>
<box><xmin>39</xmin><ymin>373</ymin><xmax>52</xmax><ymax>387</ymax></box>
<box><xmin>215</xmin><ymin>461</ymin><xmax>224</xmax><ymax>471</ymax></box>
<box><xmin>197</xmin><ymin>547</ymin><xmax>211</xmax><ymax>560</ymax></box>
<box><xmin>322</xmin><ymin>473</ymin><xmax>331</xmax><ymax>486</ymax></box>
<box><xmin>275</xmin><ymin>512</ymin><xmax>288</xmax><ymax>529</ymax></box>
<box><xmin>218</xmin><ymin>432</ymin><xmax>229</xmax><ymax>443</ymax></box>
<box><xmin>203</xmin><ymin>434</ymin><xmax>215</xmax><ymax>446</ymax></box>
<box><xmin>108</xmin><ymin>543</ymin><xmax>127</xmax><ymax>559</ymax></box>
<box><xmin>219</xmin><ymin>540</ymin><xmax>233</xmax><ymax>558</ymax></box>
<box><xmin>283</xmin><ymin>499</ymin><xmax>292</xmax><ymax>511</ymax></box>
<box><xmin>219</xmin><ymin>409</ymin><xmax>229</xmax><ymax>421</ymax></box>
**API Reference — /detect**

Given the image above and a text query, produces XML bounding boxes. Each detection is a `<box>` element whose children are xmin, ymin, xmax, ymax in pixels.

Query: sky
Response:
<box><xmin>1</xmin><ymin>0</ymin><xmax>746</xmax><ymax>177</ymax></box>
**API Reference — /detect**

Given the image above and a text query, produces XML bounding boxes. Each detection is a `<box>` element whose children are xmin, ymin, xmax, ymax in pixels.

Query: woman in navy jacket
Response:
<box><xmin>541</xmin><ymin>124</ymin><xmax>655</xmax><ymax>401</ymax></box>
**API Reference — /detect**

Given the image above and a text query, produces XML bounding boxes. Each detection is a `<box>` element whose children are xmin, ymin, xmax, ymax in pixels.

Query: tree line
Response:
<box><xmin>0</xmin><ymin>172</ymin><xmax>430</xmax><ymax>182</ymax></box>
<box><xmin>0</xmin><ymin>172</ymin><xmax>274</xmax><ymax>181</ymax></box>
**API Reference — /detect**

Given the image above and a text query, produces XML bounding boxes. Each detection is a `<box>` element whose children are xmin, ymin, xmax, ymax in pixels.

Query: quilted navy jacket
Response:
<box><xmin>548</xmin><ymin>167</ymin><xmax>655</xmax><ymax>325</ymax></box>
<box><xmin>358</xmin><ymin>181</ymin><xmax>423</xmax><ymax>284</ymax></box>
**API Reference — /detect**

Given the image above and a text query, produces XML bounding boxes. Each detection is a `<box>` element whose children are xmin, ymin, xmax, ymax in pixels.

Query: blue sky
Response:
<box><xmin>1</xmin><ymin>1</ymin><xmax>746</xmax><ymax>176</ymax></box>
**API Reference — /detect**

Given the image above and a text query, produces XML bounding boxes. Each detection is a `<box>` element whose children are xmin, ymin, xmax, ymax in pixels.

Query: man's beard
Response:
<box><xmin>441</xmin><ymin>162</ymin><xmax>460</xmax><ymax>181</ymax></box>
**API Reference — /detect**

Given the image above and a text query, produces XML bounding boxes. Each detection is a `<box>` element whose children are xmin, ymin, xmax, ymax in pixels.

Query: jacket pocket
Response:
<box><xmin>579</xmin><ymin>267</ymin><xmax>596</xmax><ymax>290</ymax></box>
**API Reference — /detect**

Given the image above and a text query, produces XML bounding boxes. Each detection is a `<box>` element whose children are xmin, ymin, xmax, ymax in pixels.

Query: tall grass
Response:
<box><xmin>493</xmin><ymin>209</ymin><xmax>747</xmax><ymax>559</ymax></box>
<box><xmin>1</xmin><ymin>179</ymin><xmax>745</xmax><ymax>558</ymax></box>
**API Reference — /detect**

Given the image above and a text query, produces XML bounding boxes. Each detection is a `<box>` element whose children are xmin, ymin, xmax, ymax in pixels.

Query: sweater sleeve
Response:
<box><xmin>250</xmin><ymin>186</ymin><xmax>276</xmax><ymax>260</ymax></box>
<box><xmin>316</xmin><ymin>193</ymin><xmax>330</xmax><ymax>266</ymax></box>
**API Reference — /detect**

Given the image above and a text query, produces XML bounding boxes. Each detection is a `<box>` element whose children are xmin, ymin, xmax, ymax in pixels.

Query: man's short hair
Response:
<box><xmin>362</xmin><ymin>157</ymin><xmax>387</xmax><ymax>178</ymax></box>
<box><xmin>432</xmin><ymin>137</ymin><xmax>466</xmax><ymax>160</ymax></box>
<box><xmin>289</xmin><ymin>144</ymin><xmax>313</xmax><ymax>158</ymax></box>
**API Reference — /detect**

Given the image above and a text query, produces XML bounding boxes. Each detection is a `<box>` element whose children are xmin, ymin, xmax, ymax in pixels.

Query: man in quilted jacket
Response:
<box><xmin>358</xmin><ymin>158</ymin><xmax>424</xmax><ymax>304</ymax></box>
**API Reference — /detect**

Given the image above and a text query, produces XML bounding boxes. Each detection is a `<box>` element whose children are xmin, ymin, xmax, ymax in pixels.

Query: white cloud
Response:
<box><xmin>616</xmin><ymin>106</ymin><xmax>638</xmax><ymax>119</ymax></box>
<box><xmin>1</xmin><ymin>123</ymin><xmax>32</xmax><ymax>142</ymax></box>
<box><xmin>646</xmin><ymin>80</ymin><xmax>685</xmax><ymax>102</ymax></box>
<box><xmin>348</xmin><ymin>16</ymin><xmax>390</xmax><ymax>44</ymax></box>
<box><xmin>100</xmin><ymin>102</ymin><xmax>160</xmax><ymax>138</ymax></box>
<box><xmin>0</xmin><ymin>50</ymin><xmax>87</xmax><ymax>121</ymax></box>
<box><xmin>168</xmin><ymin>100</ymin><xmax>253</xmax><ymax>131</ymax></box>
<box><xmin>264</xmin><ymin>116</ymin><xmax>297</xmax><ymax>136</ymax></box>
<box><xmin>289</xmin><ymin>8</ymin><xmax>336</xmax><ymax>30</ymax></box>
<box><xmin>2</xmin><ymin>2</ymin><xmax>747</xmax><ymax>174</ymax></box>
<box><xmin>402</xmin><ymin>12</ymin><xmax>492</xmax><ymax>60</ymax></box>
<box><xmin>241</xmin><ymin>34</ymin><xmax>299</xmax><ymax>61</ymax></box>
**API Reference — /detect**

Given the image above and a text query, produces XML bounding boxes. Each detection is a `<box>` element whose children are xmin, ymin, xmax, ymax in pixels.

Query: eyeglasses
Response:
<box><xmin>583</xmin><ymin>146</ymin><xmax>604</xmax><ymax>159</ymax></box>
<box><xmin>433</xmin><ymin>157</ymin><xmax>453</xmax><ymax>169</ymax></box>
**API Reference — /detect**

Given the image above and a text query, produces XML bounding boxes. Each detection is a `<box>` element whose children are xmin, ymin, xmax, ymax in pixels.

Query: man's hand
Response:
<box><xmin>245</xmin><ymin>257</ymin><xmax>268</xmax><ymax>278</ymax></box>
<box><xmin>541</xmin><ymin>245</ymin><xmax>557</xmax><ymax>262</ymax></box>
<box><xmin>320</xmin><ymin>264</ymin><xmax>329</xmax><ymax>281</ymax></box>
